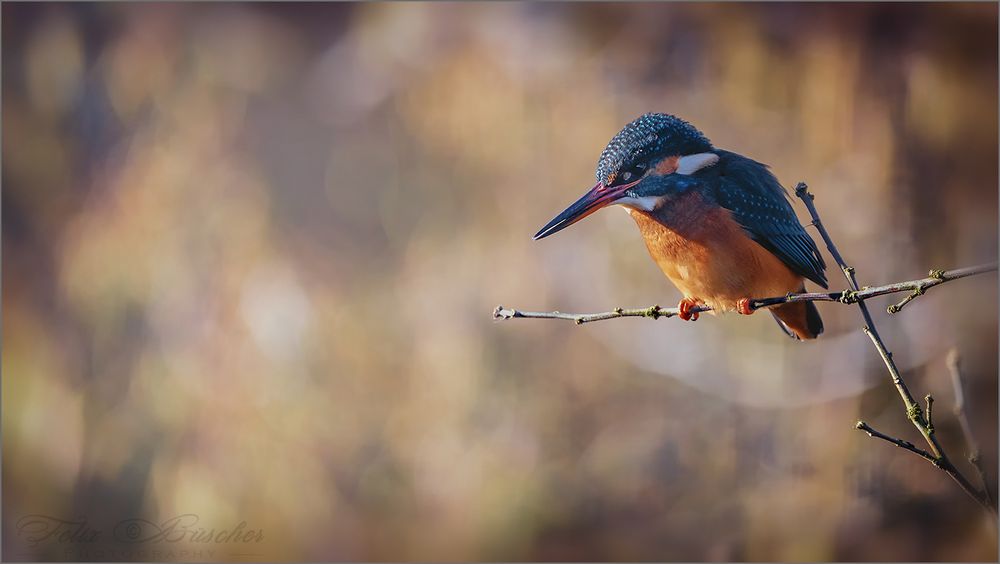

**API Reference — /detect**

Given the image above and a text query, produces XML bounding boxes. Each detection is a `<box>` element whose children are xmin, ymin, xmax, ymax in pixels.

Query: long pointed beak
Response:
<box><xmin>533</xmin><ymin>180</ymin><xmax>639</xmax><ymax>240</ymax></box>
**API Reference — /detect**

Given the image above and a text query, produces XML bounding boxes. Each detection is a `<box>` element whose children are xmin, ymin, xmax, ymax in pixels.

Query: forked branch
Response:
<box><xmin>797</xmin><ymin>182</ymin><xmax>993</xmax><ymax>515</ymax></box>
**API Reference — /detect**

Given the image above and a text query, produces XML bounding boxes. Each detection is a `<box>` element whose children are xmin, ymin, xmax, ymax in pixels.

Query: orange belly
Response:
<box><xmin>628</xmin><ymin>193</ymin><xmax>803</xmax><ymax>313</ymax></box>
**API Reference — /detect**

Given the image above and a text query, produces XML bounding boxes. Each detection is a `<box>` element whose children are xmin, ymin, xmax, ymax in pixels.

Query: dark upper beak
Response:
<box><xmin>533</xmin><ymin>179</ymin><xmax>640</xmax><ymax>240</ymax></box>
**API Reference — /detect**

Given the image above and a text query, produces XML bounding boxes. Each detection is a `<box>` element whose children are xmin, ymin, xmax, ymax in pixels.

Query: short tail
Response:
<box><xmin>770</xmin><ymin>301</ymin><xmax>823</xmax><ymax>340</ymax></box>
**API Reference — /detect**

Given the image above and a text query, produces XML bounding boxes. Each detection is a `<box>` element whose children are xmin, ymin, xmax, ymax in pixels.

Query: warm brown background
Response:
<box><xmin>3</xmin><ymin>2</ymin><xmax>998</xmax><ymax>561</ymax></box>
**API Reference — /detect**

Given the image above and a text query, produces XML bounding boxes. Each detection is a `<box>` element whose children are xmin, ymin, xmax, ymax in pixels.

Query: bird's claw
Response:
<box><xmin>678</xmin><ymin>298</ymin><xmax>702</xmax><ymax>321</ymax></box>
<box><xmin>737</xmin><ymin>297</ymin><xmax>754</xmax><ymax>315</ymax></box>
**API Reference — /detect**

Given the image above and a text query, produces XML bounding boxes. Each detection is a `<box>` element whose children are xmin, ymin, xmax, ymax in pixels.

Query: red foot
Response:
<box><xmin>678</xmin><ymin>297</ymin><xmax>703</xmax><ymax>321</ymax></box>
<box><xmin>737</xmin><ymin>297</ymin><xmax>755</xmax><ymax>316</ymax></box>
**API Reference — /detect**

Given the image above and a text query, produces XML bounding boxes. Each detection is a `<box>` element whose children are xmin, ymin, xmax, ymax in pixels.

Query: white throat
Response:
<box><xmin>616</xmin><ymin>195</ymin><xmax>661</xmax><ymax>212</ymax></box>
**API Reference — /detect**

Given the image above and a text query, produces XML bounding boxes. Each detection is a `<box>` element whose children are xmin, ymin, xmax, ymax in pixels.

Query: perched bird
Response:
<box><xmin>534</xmin><ymin>113</ymin><xmax>828</xmax><ymax>340</ymax></box>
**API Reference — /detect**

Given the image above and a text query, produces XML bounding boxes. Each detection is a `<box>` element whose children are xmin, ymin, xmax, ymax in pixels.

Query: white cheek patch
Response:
<box><xmin>677</xmin><ymin>152</ymin><xmax>719</xmax><ymax>175</ymax></box>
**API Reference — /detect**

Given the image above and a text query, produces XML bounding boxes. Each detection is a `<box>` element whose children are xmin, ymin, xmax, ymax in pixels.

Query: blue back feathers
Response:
<box><xmin>708</xmin><ymin>151</ymin><xmax>829</xmax><ymax>289</ymax></box>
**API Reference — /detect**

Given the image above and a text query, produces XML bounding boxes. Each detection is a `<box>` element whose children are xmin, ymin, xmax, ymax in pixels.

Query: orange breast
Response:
<box><xmin>628</xmin><ymin>192</ymin><xmax>803</xmax><ymax>313</ymax></box>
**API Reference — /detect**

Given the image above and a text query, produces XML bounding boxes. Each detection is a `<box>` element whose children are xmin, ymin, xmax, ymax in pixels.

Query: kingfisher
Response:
<box><xmin>534</xmin><ymin>113</ymin><xmax>828</xmax><ymax>340</ymax></box>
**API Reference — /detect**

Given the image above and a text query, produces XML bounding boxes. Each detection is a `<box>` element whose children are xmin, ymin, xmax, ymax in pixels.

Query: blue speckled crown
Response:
<box><xmin>596</xmin><ymin>113</ymin><xmax>713</xmax><ymax>184</ymax></box>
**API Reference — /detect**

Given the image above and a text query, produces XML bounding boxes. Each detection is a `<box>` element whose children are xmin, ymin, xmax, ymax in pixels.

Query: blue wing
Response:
<box><xmin>701</xmin><ymin>150</ymin><xmax>828</xmax><ymax>289</ymax></box>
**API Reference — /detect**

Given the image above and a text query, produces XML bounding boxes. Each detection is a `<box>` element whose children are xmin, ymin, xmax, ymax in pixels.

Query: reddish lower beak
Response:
<box><xmin>533</xmin><ymin>180</ymin><xmax>638</xmax><ymax>240</ymax></box>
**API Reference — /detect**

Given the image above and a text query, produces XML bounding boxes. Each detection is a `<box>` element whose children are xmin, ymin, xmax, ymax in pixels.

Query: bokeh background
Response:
<box><xmin>3</xmin><ymin>2</ymin><xmax>998</xmax><ymax>561</ymax></box>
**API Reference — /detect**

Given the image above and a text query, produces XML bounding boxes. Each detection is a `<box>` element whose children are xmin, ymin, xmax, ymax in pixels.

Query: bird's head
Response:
<box><xmin>534</xmin><ymin>113</ymin><xmax>717</xmax><ymax>240</ymax></box>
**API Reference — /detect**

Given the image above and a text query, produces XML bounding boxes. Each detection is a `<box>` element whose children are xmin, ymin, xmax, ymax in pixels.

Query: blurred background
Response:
<box><xmin>3</xmin><ymin>2</ymin><xmax>998</xmax><ymax>561</ymax></box>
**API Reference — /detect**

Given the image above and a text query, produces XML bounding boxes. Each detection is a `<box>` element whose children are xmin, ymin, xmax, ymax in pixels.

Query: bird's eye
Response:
<box><xmin>610</xmin><ymin>163</ymin><xmax>647</xmax><ymax>186</ymax></box>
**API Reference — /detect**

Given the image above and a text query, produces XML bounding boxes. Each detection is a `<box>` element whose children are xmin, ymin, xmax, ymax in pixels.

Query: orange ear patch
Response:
<box><xmin>654</xmin><ymin>155</ymin><xmax>679</xmax><ymax>175</ymax></box>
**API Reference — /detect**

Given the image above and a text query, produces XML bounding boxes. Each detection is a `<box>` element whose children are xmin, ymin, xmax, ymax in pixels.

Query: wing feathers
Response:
<box><xmin>703</xmin><ymin>151</ymin><xmax>828</xmax><ymax>289</ymax></box>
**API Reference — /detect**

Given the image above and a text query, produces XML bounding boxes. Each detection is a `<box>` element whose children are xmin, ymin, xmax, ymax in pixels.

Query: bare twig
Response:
<box><xmin>493</xmin><ymin>304</ymin><xmax>678</xmax><ymax>324</ymax></box>
<box><xmin>793</xmin><ymin>182</ymin><xmax>994</xmax><ymax>515</ymax></box>
<box><xmin>493</xmin><ymin>263</ymin><xmax>996</xmax><ymax>325</ymax></box>
<box><xmin>855</xmin><ymin>420</ymin><xmax>938</xmax><ymax>464</ymax></box>
<box><xmin>925</xmin><ymin>394</ymin><xmax>935</xmax><ymax>433</ymax></box>
<box><xmin>947</xmin><ymin>349</ymin><xmax>994</xmax><ymax>510</ymax></box>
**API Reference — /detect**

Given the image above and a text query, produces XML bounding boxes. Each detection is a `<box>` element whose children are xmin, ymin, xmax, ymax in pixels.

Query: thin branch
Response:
<box><xmin>855</xmin><ymin>420</ymin><xmax>938</xmax><ymax>464</ymax></box>
<box><xmin>493</xmin><ymin>263</ymin><xmax>996</xmax><ymax>325</ymax></box>
<box><xmin>925</xmin><ymin>394</ymin><xmax>935</xmax><ymax>433</ymax></box>
<box><xmin>947</xmin><ymin>348</ymin><xmax>994</xmax><ymax>510</ymax></box>
<box><xmin>493</xmin><ymin>304</ymin><xmax>680</xmax><ymax>324</ymax></box>
<box><xmin>793</xmin><ymin>182</ymin><xmax>994</xmax><ymax>515</ymax></box>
